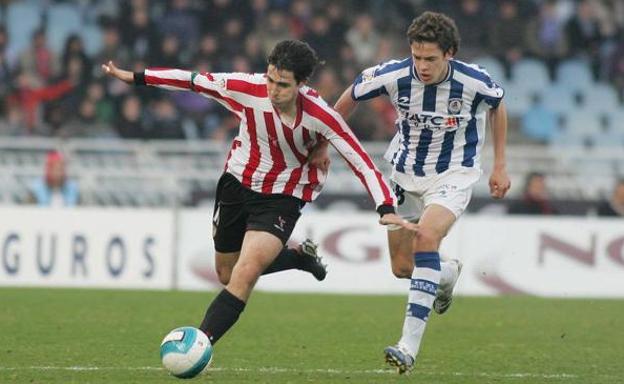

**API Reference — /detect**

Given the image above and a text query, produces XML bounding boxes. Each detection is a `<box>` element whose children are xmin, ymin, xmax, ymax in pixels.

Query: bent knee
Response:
<box><xmin>415</xmin><ymin>228</ymin><xmax>444</xmax><ymax>250</ymax></box>
<box><xmin>216</xmin><ymin>267</ymin><xmax>232</xmax><ymax>285</ymax></box>
<box><xmin>391</xmin><ymin>265</ymin><xmax>412</xmax><ymax>279</ymax></box>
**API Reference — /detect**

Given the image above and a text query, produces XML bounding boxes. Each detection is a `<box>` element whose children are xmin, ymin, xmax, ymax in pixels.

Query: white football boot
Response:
<box><xmin>433</xmin><ymin>259</ymin><xmax>463</xmax><ymax>315</ymax></box>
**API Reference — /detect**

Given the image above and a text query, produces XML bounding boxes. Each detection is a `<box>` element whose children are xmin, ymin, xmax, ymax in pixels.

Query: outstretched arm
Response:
<box><xmin>488</xmin><ymin>101</ymin><xmax>511</xmax><ymax>199</ymax></box>
<box><xmin>101</xmin><ymin>61</ymin><xmax>134</xmax><ymax>83</ymax></box>
<box><xmin>102</xmin><ymin>62</ymin><xmax>245</xmax><ymax>117</ymax></box>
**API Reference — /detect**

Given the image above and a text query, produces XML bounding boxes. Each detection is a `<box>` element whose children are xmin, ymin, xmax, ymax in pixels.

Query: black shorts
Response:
<box><xmin>212</xmin><ymin>173</ymin><xmax>305</xmax><ymax>253</ymax></box>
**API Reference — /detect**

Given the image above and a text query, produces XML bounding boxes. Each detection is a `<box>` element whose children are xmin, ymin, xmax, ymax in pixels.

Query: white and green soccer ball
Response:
<box><xmin>160</xmin><ymin>326</ymin><xmax>213</xmax><ymax>379</ymax></box>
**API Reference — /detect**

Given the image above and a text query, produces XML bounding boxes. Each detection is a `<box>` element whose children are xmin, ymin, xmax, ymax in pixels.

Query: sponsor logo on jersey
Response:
<box><xmin>401</xmin><ymin>112</ymin><xmax>465</xmax><ymax>130</ymax></box>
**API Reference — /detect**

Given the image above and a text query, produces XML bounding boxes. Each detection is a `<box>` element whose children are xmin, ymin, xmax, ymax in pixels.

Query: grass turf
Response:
<box><xmin>0</xmin><ymin>288</ymin><xmax>622</xmax><ymax>383</ymax></box>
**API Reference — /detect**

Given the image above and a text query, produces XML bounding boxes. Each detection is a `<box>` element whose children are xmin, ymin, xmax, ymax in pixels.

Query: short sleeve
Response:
<box><xmin>351</xmin><ymin>65</ymin><xmax>389</xmax><ymax>101</ymax></box>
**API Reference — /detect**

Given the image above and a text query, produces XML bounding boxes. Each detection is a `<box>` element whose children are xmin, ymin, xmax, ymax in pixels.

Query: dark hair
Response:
<box><xmin>267</xmin><ymin>40</ymin><xmax>319</xmax><ymax>83</ymax></box>
<box><xmin>406</xmin><ymin>11</ymin><xmax>460</xmax><ymax>56</ymax></box>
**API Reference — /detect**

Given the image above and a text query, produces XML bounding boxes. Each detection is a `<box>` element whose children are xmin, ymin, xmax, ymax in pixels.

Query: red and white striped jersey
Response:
<box><xmin>142</xmin><ymin>69</ymin><xmax>395</xmax><ymax>209</ymax></box>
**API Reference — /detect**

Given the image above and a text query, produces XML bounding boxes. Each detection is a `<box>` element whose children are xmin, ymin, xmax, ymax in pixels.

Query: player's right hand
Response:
<box><xmin>101</xmin><ymin>61</ymin><xmax>134</xmax><ymax>84</ymax></box>
<box><xmin>379</xmin><ymin>213</ymin><xmax>419</xmax><ymax>232</ymax></box>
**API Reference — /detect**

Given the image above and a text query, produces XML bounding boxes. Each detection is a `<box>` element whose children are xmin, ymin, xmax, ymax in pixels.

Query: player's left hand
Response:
<box><xmin>307</xmin><ymin>139</ymin><xmax>330</xmax><ymax>173</ymax></box>
<box><xmin>101</xmin><ymin>61</ymin><xmax>134</xmax><ymax>84</ymax></box>
<box><xmin>489</xmin><ymin>167</ymin><xmax>511</xmax><ymax>199</ymax></box>
<box><xmin>379</xmin><ymin>213</ymin><xmax>419</xmax><ymax>231</ymax></box>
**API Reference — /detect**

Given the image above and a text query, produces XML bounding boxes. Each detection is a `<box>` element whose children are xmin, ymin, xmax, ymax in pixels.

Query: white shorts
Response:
<box><xmin>387</xmin><ymin>167</ymin><xmax>482</xmax><ymax>231</ymax></box>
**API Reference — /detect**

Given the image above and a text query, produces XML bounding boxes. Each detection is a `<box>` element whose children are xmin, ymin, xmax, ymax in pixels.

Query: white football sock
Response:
<box><xmin>398</xmin><ymin>252</ymin><xmax>441</xmax><ymax>357</ymax></box>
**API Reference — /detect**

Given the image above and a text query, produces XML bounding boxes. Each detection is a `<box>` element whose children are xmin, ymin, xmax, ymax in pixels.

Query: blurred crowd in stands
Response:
<box><xmin>0</xmin><ymin>0</ymin><xmax>623</xmax><ymax>142</ymax></box>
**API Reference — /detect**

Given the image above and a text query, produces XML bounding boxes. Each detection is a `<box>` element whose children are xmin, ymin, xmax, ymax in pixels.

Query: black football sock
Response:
<box><xmin>199</xmin><ymin>289</ymin><xmax>246</xmax><ymax>344</ymax></box>
<box><xmin>261</xmin><ymin>247</ymin><xmax>302</xmax><ymax>275</ymax></box>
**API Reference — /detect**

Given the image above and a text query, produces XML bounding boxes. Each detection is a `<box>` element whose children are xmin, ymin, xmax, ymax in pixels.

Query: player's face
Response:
<box><xmin>266</xmin><ymin>65</ymin><xmax>301</xmax><ymax>109</ymax></box>
<box><xmin>410</xmin><ymin>41</ymin><xmax>452</xmax><ymax>85</ymax></box>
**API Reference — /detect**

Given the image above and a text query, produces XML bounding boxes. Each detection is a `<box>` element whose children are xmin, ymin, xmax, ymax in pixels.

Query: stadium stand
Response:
<box><xmin>0</xmin><ymin>0</ymin><xmax>622</xmax><ymax>213</ymax></box>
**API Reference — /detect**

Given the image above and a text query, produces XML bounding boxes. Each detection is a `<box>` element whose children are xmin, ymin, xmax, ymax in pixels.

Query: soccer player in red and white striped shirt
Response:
<box><xmin>103</xmin><ymin>40</ymin><xmax>413</xmax><ymax>347</ymax></box>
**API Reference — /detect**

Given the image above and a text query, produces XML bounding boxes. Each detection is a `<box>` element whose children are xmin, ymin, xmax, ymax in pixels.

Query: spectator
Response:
<box><xmin>28</xmin><ymin>151</ymin><xmax>79</xmax><ymax>207</ymax></box>
<box><xmin>95</xmin><ymin>21</ymin><xmax>131</xmax><ymax>70</ymax></box>
<box><xmin>200</xmin><ymin>0</ymin><xmax>239</xmax><ymax>34</ymax></box>
<box><xmin>85</xmin><ymin>81</ymin><xmax>115</xmax><ymax>125</ymax></box>
<box><xmin>115</xmin><ymin>94</ymin><xmax>145</xmax><ymax>139</ymax></box>
<box><xmin>61</xmin><ymin>98</ymin><xmax>115</xmax><ymax>138</ymax></box>
<box><xmin>313</xmin><ymin>67</ymin><xmax>341</xmax><ymax>104</ymax></box>
<box><xmin>161</xmin><ymin>0</ymin><xmax>200</xmax><ymax>53</ymax></box>
<box><xmin>325</xmin><ymin>3</ymin><xmax>348</xmax><ymax>46</ymax></box>
<box><xmin>256</xmin><ymin>10</ymin><xmax>291</xmax><ymax>56</ymax></box>
<box><xmin>346</xmin><ymin>14</ymin><xmax>380</xmax><ymax>66</ymax></box>
<box><xmin>18</xmin><ymin>28</ymin><xmax>58</xmax><ymax>84</ymax></box>
<box><xmin>157</xmin><ymin>34</ymin><xmax>184</xmax><ymax>68</ymax></box>
<box><xmin>565</xmin><ymin>0</ymin><xmax>603</xmax><ymax>76</ymax></box>
<box><xmin>508</xmin><ymin>172</ymin><xmax>559</xmax><ymax>215</ymax></box>
<box><xmin>0</xmin><ymin>25</ymin><xmax>14</xmax><ymax>117</ymax></box>
<box><xmin>145</xmin><ymin>96</ymin><xmax>184</xmax><ymax>139</ymax></box>
<box><xmin>119</xmin><ymin>4</ymin><xmax>158</xmax><ymax>60</ymax></box>
<box><xmin>288</xmin><ymin>0</ymin><xmax>313</xmax><ymax>38</ymax></box>
<box><xmin>61</xmin><ymin>34</ymin><xmax>93</xmax><ymax>87</ymax></box>
<box><xmin>303</xmin><ymin>14</ymin><xmax>335</xmax><ymax>64</ymax></box>
<box><xmin>525</xmin><ymin>0</ymin><xmax>568</xmax><ymax>73</ymax></box>
<box><xmin>449</xmin><ymin>0</ymin><xmax>489</xmax><ymax>60</ymax></box>
<box><xmin>489</xmin><ymin>0</ymin><xmax>527</xmax><ymax>73</ymax></box>
<box><xmin>194</xmin><ymin>33</ymin><xmax>221</xmax><ymax>71</ymax></box>
<box><xmin>8</xmin><ymin>70</ymin><xmax>74</xmax><ymax>133</ymax></box>
<box><xmin>0</xmin><ymin>103</ymin><xmax>24</xmax><ymax>136</ymax></box>
<box><xmin>608</xmin><ymin>39</ymin><xmax>624</xmax><ymax>93</ymax></box>
<box><xmin>597</xmin><ymin>179</ymin><xmax>624</xmax><ymax>217</ymax></box>
<box><xmin>219</xmin><ymin>18</ymin><xmax>246</xmax><ymax>59</ymax></box>
<box><xmin>565</xmin><ymin>0</ymin><xmax>602</xmax><ymax>58</ymax></box>
<box><xmin>243</xmin><ymin>35</ymin><xmax>267</xmax><ymax>72</ymax></box>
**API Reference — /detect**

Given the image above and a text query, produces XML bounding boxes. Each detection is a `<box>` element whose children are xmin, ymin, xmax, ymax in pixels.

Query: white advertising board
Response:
<box><xmin>177</xmin><ymin>209</ymin><xmax>624</xmax><ymax>297</ymax></box>
<box><xmin>456</xmin><ymin>216</ymin><xmax>624</xmax><ymax>297</ymax></box>
<box><xmin>3</xmin><ymin>206</ymin><xmax>621</xmax><ymax>297</ymax></box>
<box><xmin>0</xmin><ymin>207</ymin><xmax>174</xmax><ymax>289</ymax></box>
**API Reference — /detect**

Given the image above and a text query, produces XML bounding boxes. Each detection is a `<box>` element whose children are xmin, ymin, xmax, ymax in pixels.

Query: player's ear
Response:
<box><xmin>444</xmin><ymin>48</ymin><xmax>455</xmax><ymax>60</ymax></box>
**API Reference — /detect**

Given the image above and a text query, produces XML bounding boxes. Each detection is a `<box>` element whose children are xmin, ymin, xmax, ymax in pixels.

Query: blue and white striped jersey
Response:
<box><xmin>352</xmin><ymin>57</ymin><xmax>504</xmax><ymax>176</ymax></box>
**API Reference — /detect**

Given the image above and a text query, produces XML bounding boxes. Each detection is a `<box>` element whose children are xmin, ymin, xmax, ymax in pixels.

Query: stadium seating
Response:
<box><xmin>80</xmin><ymin>25</ymin><xmax>104</xmax><ymax>57</ymax></box>
<box><xmin>579</xmin><ymin>83</ymin><xmax>621</xmax><ymax>115</ymax></box>
<box><xmin>510</xmin><ymin>59</ymin><xmax>551</xmax><ymax>94</ymax></box>
<box><xmin>46</xmin><ymin>3</ymin><xmax>83</xmax><ymax>53</ymax></box>
<box><xmin>6</xmin><ymin>1</ymin><xmax>42</xmax><ymax>59</ymax></box>
<box><xmin>0</xmin><ymin>137</ymin><xmax>620</xmax><ymax>206</ymax></box>
<box><xmin>555</xmin><ymin>59</ymin><xmax>594</xmax><ymax>93</ymax></box>
<box><xmin>503</xmin><ymin>82</ymin><xmax>535</xmax><ymax>118</ymax></box>
<box><xmin>521</xmin><ymin>104</ymin><xmax>559</xmax><ymax>142</ymax></box>
<box><xmin>473</xmin><ymin>56</ymin><xmax>507</xmax><ymax>86</ymax></box>
<box><xmin>538</xmin><ymin>85</ymin><xmax>578</xmax><ymax>115</ymax></box>
<box><xmin>563</xmin><ymin>110</ymin><xmax>603</xmax><ymax>137</ymax></box>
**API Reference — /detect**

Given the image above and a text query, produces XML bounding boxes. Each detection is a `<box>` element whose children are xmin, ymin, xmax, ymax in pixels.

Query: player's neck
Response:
<box><xmin>274</xmin><ymin>100</ymin><xmax>298</xmax><ymax>125</ymax></box>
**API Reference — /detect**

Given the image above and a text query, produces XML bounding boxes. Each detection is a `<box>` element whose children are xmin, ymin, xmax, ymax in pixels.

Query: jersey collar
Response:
<box><xmin>273</xmin><ymin>93</ymin><xmax>303</xmax><ymax>129</ymax></box>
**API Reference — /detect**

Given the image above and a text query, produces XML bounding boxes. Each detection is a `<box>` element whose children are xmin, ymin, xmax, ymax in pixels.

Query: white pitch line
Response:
<box><xmin>0</xmin><ymin>365</ymin><xmax>580</xmax><ymax>379</ymax></box>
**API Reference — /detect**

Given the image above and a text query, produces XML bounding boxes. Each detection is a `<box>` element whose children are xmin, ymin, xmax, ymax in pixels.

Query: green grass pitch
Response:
<box><xmin>1</xmin><ymin>287</ymin><xmax>622</xmax><ymax>383</ymax></box>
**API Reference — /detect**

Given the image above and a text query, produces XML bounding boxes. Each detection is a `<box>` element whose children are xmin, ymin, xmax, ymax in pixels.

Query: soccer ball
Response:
<box><xmin>160</xmin><ymin>326</ymin><xmax>213</xmax><ymax>379</ymax></box>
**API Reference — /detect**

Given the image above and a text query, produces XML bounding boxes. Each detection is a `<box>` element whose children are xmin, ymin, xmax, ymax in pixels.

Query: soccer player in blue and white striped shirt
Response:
<box><xmin>313</xmin><ymin>11</ymin><xmax>511</xmax><ymax>373</ymax></box>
